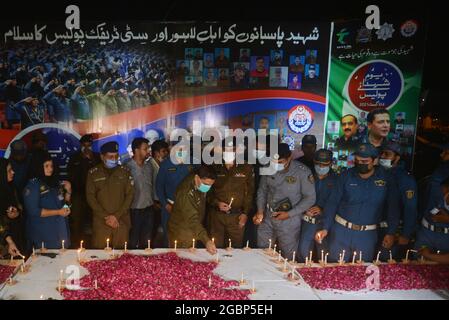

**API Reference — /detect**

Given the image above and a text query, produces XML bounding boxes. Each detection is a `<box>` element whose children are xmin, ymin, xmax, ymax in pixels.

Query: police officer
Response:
<box><xmin>208</xmin><ymin>137</ymin><xmax>255</xmax><ymax>248</ymax></box>
<box><xmin>67</xmin><ymin>134</ymin><xmax>101</xmax><ymax>248</ymax></box>
<box><xmin>414</xmin><ymin>177</ymin><xmax>449</xmax><ymax>254</ymax></box>
<box><xmin>298</xmin><ymin>149</ymin><xmax>337</xmax><ymax>262</ymax></box>
<box><xmin>168</xmin><ymin>165</ymin><xmax>217</xmax><ymax>255</ymax></box>
<box><xmin>297</xmin><ymin>135</ymin><xmax>317</xmax><ymax>174</ymax></box>
<box><xmin>377</xmin><ymin>141</ymin><xmax>417</xmax><ymax>260</ymax></box>
<box><xmin>315</xmin><ymin>143</ymin><xmax>400</xmax><ymax>262</ymax></box>
<box><xmin>86</xmin><ymin>141</ymin><xmax>134</xmax><ymax>249</ymax></box>
<box><xmin>156</xmin><ymin>142</ymin><xmax>193</xmax><ymax>247</ymax></box>
<box><xmin>254</xmin><ymin>143</ymin><xmax>316</xmax><ymax>260</ymax></box>
<box><xmin>23</xmin><ymin>152</ymin><xmax>72</xmax><ymax>250</ymax></box>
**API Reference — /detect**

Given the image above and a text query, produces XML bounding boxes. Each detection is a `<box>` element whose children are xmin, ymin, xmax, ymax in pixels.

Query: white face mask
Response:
<box><xmin>314</xmin><ymin>165</ymin><xmax>330</xmax><ymax>176</ymax></box>
<box><xmin>252</xmin><ymin>149</ymin><xmax>266</xmax><ymax>160</ymax></box>
<box><xmin>272</xmin><ymin>161</ymin><xmax>285</xmax><ymax>172</ymax></box>
<box><xmin>223</xmin><ymin>152</ymin><xmax>236</xmax><ymax>163</ymax></box>
<box><xmin>379</xmin><ymin>158</ymin><xmax>392</xmax><ymax>169</ymax></box>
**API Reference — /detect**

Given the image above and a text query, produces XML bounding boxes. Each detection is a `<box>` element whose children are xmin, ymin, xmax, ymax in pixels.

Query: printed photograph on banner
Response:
<box><xmin>327</xmin><ymin>121</ymin><xmax>340</xmax><ymax>134</ymax></box>
<box><xmin>193</xmin><ymin>48</ymin><xmax>204</xmax><ymax>60</ymax></box>
<box><xmin>214</xmin><ymin>48</ymin><xmax>230</xmax><ymax>68</ymax></box>
<box><xmin>289</xmin><ymin>55</ymin><xmax>305</xmax><ymax>73</ymax></box>
<box><xmin>250</xmin><ymin>56</ymin><xmax>269</xmax><ymax>77</ymax></box>
<box><xmin>203</xmin><ymin>53</ymin><xmax>215</xmax><ymax>68</ymax></box>
<box><xmin>239</xmin><ymin>48</ymin><xmax>251</xmax><ymax>62</ymax></box>
<box><xmin>217</xmin><ymin>68</ymin><xmax>230</xmax><ymax>87</ymax></box>
<box><xmin>255</xmin><ymin>114</ymin><xmax>276</xmax><ymax>131</ymax></box>
<box><xmin>270</xmin><ymin>49</ymin><xmax>284</xmax><ymax>66</ymax></box>
<box><xmin>189</xmin><ymin>60</ymin><xmax>203</xmax><ymax>77</ymax></box>
<box><xmin>305</xmin><ymin>64</ymin><xmax>320</xmax><ymax>79</ymax></box>
<box><xmin>288</xmin><ymin>73</ymin><xmax>302</xmax><ymax>90</ymax></box>
<box><xmin>230</xmin><ymin>63</ymin><xmax>249</xmax><ymax>88</ymax></box>
<box><xmin>176</xmin><ymin>60</ymin><xmax>190</xmax><ymax>76</ymax></box>
<box><xmin>203</xmin><ymin>68</ymin><xmax>218</xmax><ymax>87</ymax></box>
<box><xmin>185</xmin><ymin>48</ymin><xmax>194</xmax><ymax>60</ymax></box>
<box><xmin>306</xmin><ymin>49</ymin><xmax>318</xmax><ymax>64</ymax></box>
<box><xmin>269</xmin><ymin>67</ymin><xmax>288</xmax><ymax>88</ymax></box>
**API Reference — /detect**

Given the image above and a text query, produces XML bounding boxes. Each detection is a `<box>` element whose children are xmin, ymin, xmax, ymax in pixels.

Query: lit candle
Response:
<box><xmin>309</xmin><ymin>251</ymin><xmax>313</xmax><ymax>263</ymax></box>
<box><xmin>174</xmin><ymin>240</ymin><xmax>177</xmax><ymax>251</ymax></box>
<box><xmin>106</xmin><ymin>238</ymin><xmax>110</xmax><ymax>249</ymax></box>
<box><xmin>192</xmin><ymin>238</ymin><xmax>196</xmax><ymax>249</ymax></box>
<box><xmin>359</xmin><ymin>251</ymin><xmax>363</xmax><ymax>263</ymax></box>
<box><xmin>352</xmin><ymin>251</ymin><xmax>357</xmax><ymax>264</ymax></box>
<box><xmin>246</xmin><ymin>240</ymin><xmax>249</xmax><ymax>249</ymax></box>
<box><xmin>342</xmin><ymin>250</ymin><xmax>346</xmax><ymax>262</ymax></box>
<box><xmin>124</xmin><ymin>242</ymin><xmax>127</xmax><ymax>252</ymax></box>
<box><xmin>228</xmin><ymin>238</ymin><xmax>232</xmax><ymax>249</ymax></box>
<box><xmin>292</xmin><ymin>251</ymin><xmax>296</xmax><ymax>263</ymax></box>
<box><xmin>339</xmin><ymin>253</ymin><xmax>342</xmax><ymax>264</ymax></box>
<box><xmin>229</xmin><ymin>197</ymin><xmax>234</xmax><ymax>207</ymax></box>
<box><xmin>21</xmin><ymin>256</ymin><xmax>25</xmax><ymax>267</ymax></box>
<box><xmin>268</xmin><ymin>239</ymin><xmax>272</xmax><ymax>250</ymax></box>
<box><xmin>273</xmin><ymin>244</ymin><xmax>277</xmax><ymax>254</ymax></box>
<box><xmin>41</xmin><ymin>242</ymin><xmax>44</xmax><ymax>250</ymax></box>
<box><xmin>325</xmin><ymin>253</ymin><xmax>329</xmax><ymax>265</ymax></box>
<box><xmin>80</xmin><ymin>240</ymin><xmax>84</xmax><ymax>251</ymax></box>
<box><xmin>321</xmin><ymin>250</ymin><xmax>324</xmax><ymax>263</ymax></box>
<box><xmin>147</xmin><ymin>240</ymin><xmax>151</xmax><ymax>250</ymax></box>
<box><xmin>389</xmin><ymin>250</ymin><xmax>393</xmax><ymax>262</ymax></box>
<box><xmin>62</xmin><ymin>240</ymin><xmax>65</xmax><ymax>250</ymax></box>
<box><xmin>212</xmin><ymin>237</ymin><xmax>215</xmax><ymax>244</ymax></box>
<box><xmin>376</xmin><ymin>251</ymin><xmax>381</xmax><ymax>264</ymax></box>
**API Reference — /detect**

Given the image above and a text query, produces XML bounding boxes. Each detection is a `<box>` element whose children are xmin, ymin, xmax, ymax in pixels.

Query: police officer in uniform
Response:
<box><xmin>23</xmin><ymin>152</ymin><xmax>72</xmax><ymax>250</ymax></box>
<box><xmin>298</xmin><ymin>149</ymin><xmax>337</xmax><ymax>262</ymax></box>
<box><xmin>254</xmin><ymin>143</ymin><xmax>316</xmax><ymax>260</ymax></box>
<box><xmin>297</xmin><ymin>135</ymin><xmax>317</xmax><ymax>174</ymax></box>
<box><xmin>67</xmin><ymin>134</ymin><xmax>101</xmax><ymax>247</ymax></box>
<box><xmin>156</xmin><ymin>142</ymin><xmax>193</xmax><ymax>247</ymax></box>
<box><xmin>208</xmin><ymin>138</ymin><xmax>255</xmax><ymax>248</ymax></box>
<box><xmin>168</xmin><ymin>165</ymin><xmax>217</xmax><ymax>255</ymax></box>
<box><xmin>315</xmin><ymin>143</ymin><xmax>400</xmax><ymax>262</ymax></box>
<box><xmin>377</xmin><ymin>142</ymin><xmax>417</xmax><ymax>260</ymax></box>
<box><xmin>86</xmin><ymin>141</ymin><xmax>134</xmax><ymax>249</ymax></box>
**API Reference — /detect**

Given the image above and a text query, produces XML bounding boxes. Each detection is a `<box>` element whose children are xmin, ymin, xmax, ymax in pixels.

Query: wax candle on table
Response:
<box><xmin>292</xmin><ymin>251</ymin><xmax>296</xmax><ymax>263</ymax></box>
<box><xmin>41</xmin><ymin>242</ymin><xmax>44</xmax><ymax>250</ymax></box>
<box><xmin>342</xmin><ymin>250</ymin><xmax>345</xmax><ymax>261</ymax></box>
<box><xmin>325</xmin><ymin>253</ymin><xmax>328</xmax><ymax>265</ymax></box>
<box><xmin>106</xmin><ymin>238</ymin><xmax>110</xmax><ymax>249</ymax></box>
<box><xmin>228</xmin><ymin>238</ymin><xmax>232</xmax><ymax>249</ymax></box>
<box><xmin>62</xmin><ymin>240</ymin><xmax>65</xmax><ymax>250</ymax></box>
<box><xmin>212</xmin><ymin>237</ymin><xmax>215</xmax><ymax>244</ymax></box>
<box><xmin>389</xmin><ymin>250</ymin><xmax>393</xmax><ymax>261</ymax></box>
<box><xmin>305</xmin><ymin>257</ymin><xmax>309</xmax><ymax>265</ymax></box>
<box><xmin>321</xmin><ymin>250</ymin><xmax>324</xmax><ymax>263</ymax></box>
<box><xmin>124</xmin><ymin>242</ymin><xmax>127</xmax><ymax>252</ymax></box>
<box><xmin>352</xmin><ymin>251</ymin><xmax>356</xmax><ymax>264</ymax></box>
<box><xmin>405</xmin><ymin>250</ymin><xmax>410</xmax><ymax>262</ymax></box>
<box><xmin>229</xmin><ymin>197</ymin><xmax>234</xmax><ymax>207</ymax></box>
<box><xmin>174</xmin><ymin>240</ymin><xmax>177</xmax><ymax>251</ymax></box>
<box><xmin>273</xmin><ymin>244</ymin><xmax>277</xmax><ymax>254</ymax></box>
<box><xmin>246</xmin><ymin>240</ymin><xmax>249</xmax><ymax>249</ymax></box>
<box><xmin>147</xmin><ymin>240</ymin><xmax>151</xmax><ymax>250</ymax></box>
<box><xmin>268</xmin><ymin>239</ymin><xmax>272</xmax><ymax>250</ymax></box>
<box><xmin>309</xmin><ymin>251</ymin><xmax>313</xmax><ymax>263</ymax></box>
<box><xmin>192</xmin><ymin>238</ymin><xmax>196</xmax><ymax>249</ymax></box>
<box><xmin>359</xmin><ymin>251</ymin><xmax>363</xmax><ymax>263</ymax></box>
<box><xmin>376</xmin><ymin>251</ymin><xmax>381</xmax><ymax>264</ymax></box>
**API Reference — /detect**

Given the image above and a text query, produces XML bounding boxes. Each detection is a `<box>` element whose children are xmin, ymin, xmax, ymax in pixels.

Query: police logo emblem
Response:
<box><xmin>406</xmin><ymin>190</ymin><xmax>414</xmax><ymax>199</ymax></box>
<box><xmin>400</xmin><ymin>20</ymin><xmax>418</xmax><ymax>38</ymax></box>
<box><xmin>376</xmin><ymin>22</ymin><xmax>395</xmax><ymax>41</ymax></box>
<box><xmin>285</xmin><ymin>176</ymin><xmax>297</xmax><ymax>184</ymax></box>
<box><xmin>287</xmin><ymin>105</ymin><xmax>314</xmax><ymax>134</ymax></box>
<box><xmin>356</xmin><ymin>26</ymin><xmax>372</xmax><ymax>43</ymax></box>
<box><xmin>40</xmin><ymin>185</ymin><xmax>46</xmax><ymax>192</ymax></box>
<box><xmin>374</xmin><ymin>180</ymin><xmax>386</xmax><ymax>187</ymax></box>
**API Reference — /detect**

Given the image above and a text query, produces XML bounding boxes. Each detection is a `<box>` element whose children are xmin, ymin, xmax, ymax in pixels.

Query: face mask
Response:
<box><xmin>223</xmin><ymin>152</ymin><xmax>236</xmax><ymax>163</ymax></box>
<box><xmin>379</xmin><ymin>158</ymin><xmax>392</xmax><ymax>169</ymax></box>
<box><xmin>315</xmin><ymin>165</ymin><xmax>330</xmax><ymax>176</ymax></box>
<box><xmin>252</xmin><ymin>149</ymin><xmax>266</xmax><ymax>160</ymax></box>
<box><xmin>105</xmin><ymin>159</ymin><xmax>118</xmax><ymax>169</ymax></box>
<box><xmin>272</xmin><ymin>161</ymin><xmax>285</xmax><ymax>172</ymax></box>
<box><xmin>198</xmin><ymin>182</ymin><xmax>211</xmax><ymax>193</ymax></box>
<box><xmin>176</xmin><ymin>150</ymin><xmax>188</xmax><ymax>162</ymax></box>
<box><xmin>355</xmin><ymin>163</ymin><xmax>371</xmax><ymax>174</ymax></box>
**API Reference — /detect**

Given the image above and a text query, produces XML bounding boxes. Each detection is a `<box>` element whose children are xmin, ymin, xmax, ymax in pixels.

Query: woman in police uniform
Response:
<box><xmin>23</xmin><ymin>152</ymin><xmax>72</xmax><ymax>250</ymax></box>
<box><xmin>0</xmin><ymin>158</ymin><xmax>22</xmax><ymax>257</ymax></box>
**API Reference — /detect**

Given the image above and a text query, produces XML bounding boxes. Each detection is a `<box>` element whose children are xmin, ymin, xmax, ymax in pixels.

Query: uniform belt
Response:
<box><xmin>379</xmin><ymin>221</ymin><xmax>388</xmax><ymax>228</ymax></box>
<box><xmin>302</xmin><ymin>215</ymin><xmax>317</xmax><ymax>224</ymax></box>
<box><xmin>335</xmin><ymin>214</ymin><xmax>377</xmax><ymax>231</ymax></box>
<box><xmin>422</xmin><ymin>218</ymin><xmax>449</xmax><ymax>234</ymax></box>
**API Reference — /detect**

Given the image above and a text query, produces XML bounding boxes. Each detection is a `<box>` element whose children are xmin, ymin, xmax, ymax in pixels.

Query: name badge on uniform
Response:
<box><xmin>234</xmin><ymin>173</ymin><xmax>246</xmax><ymax>178</ymax></box>
<box><xmin>94</xmin><ymin>177</ymin><xmax>106</xmax><ymax>182</ymax></box>
<box><xmin>406</xmin><ymin>190</ymin><xmax>414</xmax><ymax>199</ymax></box>
<box><xmin>374</xmin><ymin>180</ymin><xmax>386</xmax><ymax>187</ymax></box>
<box><xmin>40</xmin><ymin>185</ymin><xmax>49</xmax><ymax>195</ymax></box>
<box><xmin>168</xmin><ymin>167</ymin><xmax>177</xmax><ymax>172</ymax></box>
<box><xmin>285</xmin><ymin>176</ymin><xmax>297</xmax><ymax>184</ymax></box>
<box><xmin>217</xmin><ymin>174</ymin><xmax>226</xmax><ymax>177</ymax></box>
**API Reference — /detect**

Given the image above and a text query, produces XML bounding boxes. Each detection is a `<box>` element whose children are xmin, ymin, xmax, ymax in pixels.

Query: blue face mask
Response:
<box><xmin>105</xmin><ymin>159</ymin><xmax>118</xmax><ymax>169</ymax></box>
<box><xmin>272</xmin><ymin>161</ymin><xmax>285</xmax><ymax>172</ymax></box>
<box><xmin>198</xmin><ymin>182</ymin><xmax>211</xmax><ymax>193</ymax></box>
<box><xmin>314</xmin><ymin>165</ymin><xmax>330</xmax><ymax>176</ymax></box>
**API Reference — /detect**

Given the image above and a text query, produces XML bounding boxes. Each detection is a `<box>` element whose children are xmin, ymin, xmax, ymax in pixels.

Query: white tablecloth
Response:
<box><xmin>0</xmin><ymin>249</ymin><xmax>447</xmax><ymax>300</ymax></box>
